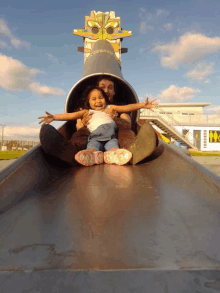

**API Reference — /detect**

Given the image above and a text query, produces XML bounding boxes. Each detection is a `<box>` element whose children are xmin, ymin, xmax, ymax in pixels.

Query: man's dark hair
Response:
<box><xmin>81</xmin><ymin>86</ymin><xmax>110</xmax><ymax>110</ymax></box>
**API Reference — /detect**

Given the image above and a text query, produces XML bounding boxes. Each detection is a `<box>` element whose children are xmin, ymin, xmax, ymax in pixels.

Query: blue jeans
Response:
<box><xmin>87</xmin><ymin>138</ymin><xmax>119</xmax><ymax>151</ymax></box>
<box><xmin>87</xmin><ymin>123</ymin><xmax>119</xmax><ymax>151</ymax></box>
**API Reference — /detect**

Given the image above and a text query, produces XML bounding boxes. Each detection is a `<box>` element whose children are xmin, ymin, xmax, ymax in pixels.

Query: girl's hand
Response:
<box><xmin>143</xmin><ymin>97</ymin><xmax>158</xmax><ymax>111</ymax></box>
<box><xmin>38</xmin><ymin>111</ymin><xmax>54</xmax><ymax>125</ymax></box>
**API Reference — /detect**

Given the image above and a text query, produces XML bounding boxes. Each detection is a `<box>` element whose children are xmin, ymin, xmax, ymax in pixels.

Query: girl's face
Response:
<box><xmin>88</xmin><ymin>89</ymin><xmax>107</xmax><ymax>111</ymax></box>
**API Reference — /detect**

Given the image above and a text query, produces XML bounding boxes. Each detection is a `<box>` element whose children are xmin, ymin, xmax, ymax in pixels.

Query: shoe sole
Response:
<box><xmin>104</xmin><ymin>149</ymin><xmax>132</xmax><ymax>166</ymax></box>
<box><xmin>75</xmin><ymin>151</ymin><xmax>104</xmax><ymax>166</ymax></box>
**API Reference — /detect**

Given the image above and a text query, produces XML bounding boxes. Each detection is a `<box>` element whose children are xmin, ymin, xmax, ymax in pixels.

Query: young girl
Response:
<box><xmin>38</xmin><ymin>86</ymin><xmax>157</xmax><ymax>166</ymax></box>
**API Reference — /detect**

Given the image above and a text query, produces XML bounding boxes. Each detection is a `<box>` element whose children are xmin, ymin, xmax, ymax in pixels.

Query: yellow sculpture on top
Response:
<box><xmin>73</xmin><ymin>10</ymin><xmax>132</xmax><ymax>63</ymax></box>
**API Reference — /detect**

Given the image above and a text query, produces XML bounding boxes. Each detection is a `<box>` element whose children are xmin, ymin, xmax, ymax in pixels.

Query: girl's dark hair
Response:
<box><xmin>81</xmin><ymin>86</ymin><xmax>110</xmax><ymax>109</ymax></box>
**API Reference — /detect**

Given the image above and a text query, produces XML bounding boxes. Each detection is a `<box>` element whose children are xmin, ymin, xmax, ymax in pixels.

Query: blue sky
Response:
<box><xmin>1</xmin><ymin>0</ymin><xmax>220</xmax><ymax>139</ymax></box>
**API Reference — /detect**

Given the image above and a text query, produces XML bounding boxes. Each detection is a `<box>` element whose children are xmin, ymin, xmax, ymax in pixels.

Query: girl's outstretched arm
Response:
<box><xmin>109</xmin><ymin>97</ymin><xmax>158</xmax><ymax>113</ymax></box>
<box><xmin>38</xmin><ymin>110</ymin><xmax>88</xmax><ymax>125</ymax></box>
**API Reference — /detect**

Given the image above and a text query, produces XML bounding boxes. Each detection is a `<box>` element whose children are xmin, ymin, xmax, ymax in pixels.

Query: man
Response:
<box><xmin>40</xmin><ymin>76</ymin><xmax>158</xmax><ymax>166</ymax></box>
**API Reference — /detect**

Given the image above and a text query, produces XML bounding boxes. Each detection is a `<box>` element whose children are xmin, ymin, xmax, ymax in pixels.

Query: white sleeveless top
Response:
<box><xmin>87</xmin><ymin>106</ymin><xmax>116</xmax><ymax>132</ymax></box>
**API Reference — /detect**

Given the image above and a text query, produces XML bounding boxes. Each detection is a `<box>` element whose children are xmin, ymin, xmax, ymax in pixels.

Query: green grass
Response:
<box><xmin>0</xmin><ymin>150</ymin><xmax>28</xmax><ymax>160</ymax></box>
<box><xmin>190</xmin><ymin>151</ymin><xmax>220</xmax><ymax>156</ymax></box>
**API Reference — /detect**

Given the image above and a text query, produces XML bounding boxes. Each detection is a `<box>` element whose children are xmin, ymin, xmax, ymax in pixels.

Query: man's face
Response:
<box><xmin>98</xmin><ymin>79</ymin><xmax>115</xmax><ymax>102</ymax></box>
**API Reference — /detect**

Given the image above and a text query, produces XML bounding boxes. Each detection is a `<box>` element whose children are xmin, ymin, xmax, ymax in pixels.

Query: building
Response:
<box><xmin>140</xmin><ymin>102</ymin><xmax>220</xmax><ymax>151</ymax></box>
<box><xmin>1</xmin><ymin>140</ymin><xmax>39</xmax><ymax>150</ymax></box>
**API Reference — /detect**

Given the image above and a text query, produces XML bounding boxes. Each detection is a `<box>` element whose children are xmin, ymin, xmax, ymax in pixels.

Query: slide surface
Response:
<box><xmin>0</xmin><ymin>140</ymin><xmax>220</xmax><ymax>292</ymax></box>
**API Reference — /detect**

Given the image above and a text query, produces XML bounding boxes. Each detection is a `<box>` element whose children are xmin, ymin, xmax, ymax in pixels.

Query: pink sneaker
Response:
<box><xmin>104</xmin><ymin>149</ymin><xmax>132</xmax><ymax>166</ymax></box>
<box><xmin>75</xmin><ymin>151</ymin><xmax>104</xmax><ymax>166</ymax></box>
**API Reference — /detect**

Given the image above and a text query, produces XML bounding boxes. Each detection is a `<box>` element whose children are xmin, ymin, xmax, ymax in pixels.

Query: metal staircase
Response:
<box><xmin>140</xmin><ymin>108</ymin><xmax>197</xmax><ymax>149</ymax></box>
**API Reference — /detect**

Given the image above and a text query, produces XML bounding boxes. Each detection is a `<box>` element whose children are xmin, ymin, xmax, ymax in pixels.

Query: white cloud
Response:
<box><xmin>158</xmin><ymin>85</ymin><xmax>200</xmax><ymax>102</ymax></box>
<box><xmin>45</xmin><ymin>53</ymin><xmax>58</xmax><ymax>63</ymax></box>
<box><xmin>29</xmin><ymin>82</ymin><xmax>65</xmax><ymax>96</ymax></box>
<box><xmin>186</xmin><ymin>63</ymin><xmax>214</xmax><ymax>81</ymax></box>
<box><xmin>139</xmin><ymin>7</ymin><xmax>146</xmax><ymax>13</ymax></box>
<box><xmin>139</xmin><ymin>8</ymin><xmax>170</xmax><ymax>34</ymax></box>
<box><xmin>205</xmin><ymin>106</ymin><xmax>220</xmax><ymax>113</ymax></box>
<box><xmin>148</xmin><ymin>94</ymin><xmax>161</xmax><ymax>103</ymax></box>
<box><xmin>0</xmin><ymin>18</ymin><xmax>13</xmax><ymax>37</ymax></box>
<box><xmin>10</xmin><ymin>38</ymin><xmax>30</xmax><ymax>49</ymax></box>
<box><xmin>147</xmin><ymin>25</ymin><xmax>154</xmax><ymax>30</ymax></box>
<box><xmin>0</xmin><ymin>18</ymin><xmax>30</xmax><ymax>49</ymax></box>
<box><xmin>141</xmin><ymin>86</ymin><xmax>200</xmax><ymax>105</ymax></box>
<box><xmin>139</xmin><ymin>22</ymin><xmax>147</xmax><ymax>34</ymax></box>
<box><xmin>153</xmin><ymin>33</ymin><xmax>220</xmax><ymax>69</ymax></box>
<box><xmin>0</xmin><ymin>40</ymin><xmax>8</xmax><ymax>48</ymax></box>
<box><xmin>4</xmin><ymin>126</ymin><xmax>40</xmax><ymax>138</ymax></box>
<box><xmin>0</xmin><ymin>54</ymin><xmax>65</xmax><ymax>97</ymax></box>
<box><xmin>139</xmin><ymin>93</ymin><xmax>159</xmax><ymax>103</ymax></box>
<box><xmin>46</xmin><ymin>53</ymin><xmax>54</xmax><ymax>59</ymax></box>
<box><xmin>139</xmin><ymin>22</ymin><xmax>154</xmax><ymax>33</ymax></box>
<box><xmin>163</xmin><ymin>23</ymin><xmax>173</xmax><ymax>30</ymax></box>
<box><xmin>156</xmin><ymin>9</ymin><xmax>169</xmax><ymax>17</ymax></box>
<box><xmin>139</xmin><ymin>47</ymin><xmax>146</xmax><ymax>55</ymax></box>
<box><xmin>203</xmin><ymin>106</ymin><xmax>220</xmax><ymax>123</ymax></box>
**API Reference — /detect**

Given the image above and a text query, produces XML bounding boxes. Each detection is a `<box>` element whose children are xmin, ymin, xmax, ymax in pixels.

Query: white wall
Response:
<box><xmin>175</xmin><ymin>126</ymin><xmax>220</xmax><ymax>151</ymax></box>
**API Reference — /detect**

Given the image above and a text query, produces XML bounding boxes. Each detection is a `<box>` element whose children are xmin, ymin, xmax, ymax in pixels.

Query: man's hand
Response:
<box><xmin>143</xmin><ymin>97</ymin><xmax>158</xmax><ymax>111</ymax></box>
<box><xmin>76</xmin><ymin>109</ymin><xmax>93</xmax><ymax>130</ymax></box>
<box><xmin>104</xmin><ymin>107</ymin><xmax>118</xmax><ymax>120</ymax></box>
<box><xmin>81</xmin><ymin>112</ymin><xmax>93</xmax><ymax>126</ymax></box>
<box><xmin>38</xmin><ymin>111</ymin><xmax>54</xmax><ymax>125</ymax></box>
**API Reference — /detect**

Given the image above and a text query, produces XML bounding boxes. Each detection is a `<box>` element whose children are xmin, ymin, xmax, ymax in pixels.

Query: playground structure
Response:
<box><xmin>1</xmin><ymin>11</ymin><xmax>220</xmax><ymax>293</ymax></box>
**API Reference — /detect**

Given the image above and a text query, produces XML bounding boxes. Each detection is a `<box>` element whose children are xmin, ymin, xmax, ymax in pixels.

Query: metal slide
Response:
<box><xmin>1</xmin><ymin>138</ymin><xmax>220</xmax><ymax>292</ymax></box>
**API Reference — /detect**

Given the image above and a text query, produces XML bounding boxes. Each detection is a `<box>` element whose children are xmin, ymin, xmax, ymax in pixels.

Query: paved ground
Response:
<box><xmin>1</xmin><ymin>157</ymin><xmax>220</xmax><ymax>177</ymax></box>
<box><xmin>192</xmin><ymin>156</ymin><xmax>220</xmax><ymax>177</ymax></box>
<box><xmin>192</xmin><ymin>156</ymin><xmax>220</xmax><ymax>165</ymax></box>
<box><xmin>0</xmin><ymin>159</ymin><xmax>17</xmax><ymax>171</ymax></box>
